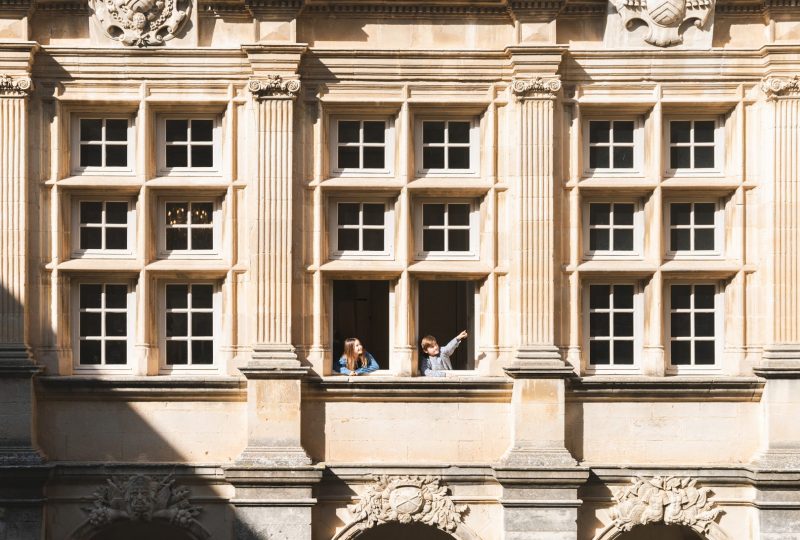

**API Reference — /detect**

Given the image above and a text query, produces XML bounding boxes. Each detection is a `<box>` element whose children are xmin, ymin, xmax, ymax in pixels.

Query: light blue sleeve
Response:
<box><xmin>356</xmin><ymin>352</ymin><xmax>379</xmax><ymax>374</ymax></box>
<box><xmin>337</xmin><ymin>356</ymin><xmax>353</xmax><ymax>375</ymax></box>
<box><xmin>422</xmin><ymin>356</ymin><xmax>447</xmax><ymax>377</ymax></box>
<box><xmin>440</xmin><ymin>337</ymin><xmax>461</xmax><ymax>359</ymax></box>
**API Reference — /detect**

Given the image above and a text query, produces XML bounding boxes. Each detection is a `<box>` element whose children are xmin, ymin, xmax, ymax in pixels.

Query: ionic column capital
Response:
<box><xmin>0</xmin><ymin>74</ymin><xmax>32</xmax><ymax>97</ymax></box>
<box><xmin>511</xmin><ymin>77</ymin><xmax>561</xmax><ymax>101</ymax></box>
<box><xmin>761</xmin><ymin>75</ymin><xmax>800</xmax><ymax>99</ymax></box>
<box><xmin>248</xmin><ymin>75</ymin><xmax>301</xmax><ymax>100</ymax></box>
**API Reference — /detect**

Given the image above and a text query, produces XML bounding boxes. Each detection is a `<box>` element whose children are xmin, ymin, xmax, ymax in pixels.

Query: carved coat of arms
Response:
<box><xmin>613</xmin><ymin>0</ymin><xmax>715</xmax><ymax>47</ymax></box>
<box><xmin>91</xmin><ymin>0</ymin><xmax>191</xmax><ymax>46</ymax></box>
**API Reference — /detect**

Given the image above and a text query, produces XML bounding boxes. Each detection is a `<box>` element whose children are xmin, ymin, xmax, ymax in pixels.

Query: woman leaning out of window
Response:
<box><xmin>337</xmin><ymin>338</ymin><xmax>379</xmax><ymax>376</ymax></box>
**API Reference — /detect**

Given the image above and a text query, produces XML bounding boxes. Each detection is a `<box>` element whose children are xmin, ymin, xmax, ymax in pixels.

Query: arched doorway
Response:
<box><xmin>357</xmin><ymin>522</ymin><xmax>455</xmax><ymax>540</ymax></box>
<box><xmin>89</xmin><ymin>521</ymin><xmax>198</xmax><ymax>540</ymax></box>
<box><xmin>617</xmin><ymin>524</ymin><xmax>704</xmax><ymax>540</ymax></box>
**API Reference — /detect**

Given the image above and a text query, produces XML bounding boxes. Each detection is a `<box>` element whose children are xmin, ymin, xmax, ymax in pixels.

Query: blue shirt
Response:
<box><xmin>420</xmin><ymin>338</ymin><xmax>461</xmax><ymax>377</ymax></box>
<box><xmin>337</xmin><ymin>351</ymin><xmax>379</xmax><ymax>375</ymax></box>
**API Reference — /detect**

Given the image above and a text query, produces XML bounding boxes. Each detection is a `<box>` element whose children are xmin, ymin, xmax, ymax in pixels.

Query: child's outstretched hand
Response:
<box><xmin>456</xmin><ymin>330</ymin><xmax>468</xmax><ymax>340</ymax></box>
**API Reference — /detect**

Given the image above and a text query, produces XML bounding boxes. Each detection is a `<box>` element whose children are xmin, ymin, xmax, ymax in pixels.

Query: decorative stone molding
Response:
<box><xmin>248</xmin><ymin>76</ymin><xmax>301</xmax><ymax>99</ymax></box>
<box><xmin>609</xmin><ymin>476</ymin><xmax>723</xmax><ymax>533</ymax></box>
<box><xmin>0</xmin><ymin>74</ymin><xmax>32</xmax><ymax>96</ymax></box>
<box><xmin>78</xmin><ymin>474</ymin><xmax>209</xmax><ymax>538</ymax></box>
<box><xmin>511</xmin><ymin>77</ymin><xmax>561</xmax><ymax>99</ymax></box>
<box><xmin>761</xmin><ymin>76</ymin><xmax>800</xmax><ymax>99</ymax></box>
<box><xmin>612</xmin><ymin>0</ymin><xmax>716</xmax><ymax>47</ymax></box>
<box><xmin>90</xmin><ymin>0</ymin><xmax>192</xmax><ymax>47</ymax></box>
<box><xmin>339</xmin><ymin>475</ymin><xmax>466</xmax><ymax>536</ymax></box>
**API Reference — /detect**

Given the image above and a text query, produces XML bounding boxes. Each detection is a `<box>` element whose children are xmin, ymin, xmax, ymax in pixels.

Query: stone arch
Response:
<box><xmin>593</xmin><ymin>521</ymin><xmax>730</xmax><ymax>540</ymax></box>
<box><xmin>333</xmin><ymin>519</ymin><xmax>481</xmax><ymax>540</ymax></box>
<box><xmin>69</xmin><ymin>519</ymin><xmax>209</xmax><ymax>540</ymax></box>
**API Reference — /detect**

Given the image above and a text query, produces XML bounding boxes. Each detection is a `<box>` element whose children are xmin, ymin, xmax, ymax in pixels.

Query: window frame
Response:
<box><xmin>157</xmin><ymin>115</ymin><xmax>222</xmax><ymax>176</ymax></box>
<box><xmin>414</xmin><ymin>117</ymin><xmax>480</xmax><ymax>177</ymax></box>
<box><xmin>665</xmin><ymin>281</ymin><xmax>724</xmax><ymax>373</ymax></box>
<box><xmin>70</xmin><ymin>116</ymin><xmax>135</xmax><ymax>175</ymax></box>
<box><xmin>582</xmin><ymin>199</ymin><xmax>644</xmax><ymax>260</ymax></box>
<box><xmin>328</xmin><ymin>198</ymin><xmax>395</xmax><ymax>260</ymax></box>
<box><xmin>582</xmin><ymin>281</ymin><xmax>643</xmax><ymax>374</ymax></box>
<box><xmin>664</xmin><ymin>117</ymin><xmax>724</xmax><ymax>175</ymax></box>
<box><xmin>70</xmin><ymin>198</ymin><xmax>136</xmax><ymax>259</ymax></box>
<box><xmin>329</xmin><ymin>117</ymin><xmax>395</xmax><ymax>176</ymax></box>
<box><xmin>665</xmin><ymin>199</ymin><xmax>725</xmax><ymax>259</ymax></box>
<box><xmin>582</xmin><ymin>117</ymin><xmax>643</xmax><ymax>176</ymax></box>
<box><xmin>158</xmin><ymin>198</ymin><xmax>222</xmax><ymax>259</ymax></box>
<box><xmin>71</xmin><ymin>280</ymin><xmax>135</xmax><ymax>372</ymax></box>
<box><xmin>413</xmin><ymin>198</ymin><xmax>480</xmax><ymax>260</ymax></box>
<box><xmin>159</xmin><ymin>281</ymin><xmax>221</xmax><ymax>373</ymax></box>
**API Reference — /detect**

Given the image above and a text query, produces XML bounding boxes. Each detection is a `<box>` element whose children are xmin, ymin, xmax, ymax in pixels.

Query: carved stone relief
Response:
<box><xmin>761</xmin><ymin>76</ymin><xmax>800</xmax><ymax>99</ymax></box>
<box><xmin>90</xmin><ymin>0</ymin><xmax>191</xmax><ymax>46</ymax></box>
<box><xmin>248</xmin><ymin>76</ymin><xmax>302</xmax><ymax>100</ymax></box>
<box><xmin>612</xmin><ymin>0</ymin><xmax>716</xmax><ymax>47</ymax></box>
<box><xmin>0</xmin><ymin>75</ymin><xmax>32</xmax><ymax>96</ymax></box>
<box><xmin>511</xmin><ymin>77</ymin><xmax>562</xmax><ymax>100</ymax></box>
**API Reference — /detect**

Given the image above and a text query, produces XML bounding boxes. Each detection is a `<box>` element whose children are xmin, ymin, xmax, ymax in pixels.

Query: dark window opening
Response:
<box><xmin>417</xmin><ymin>280</ymin><xmax>475</xmax><ymax>370</ymax></box>
<box><xmin>332</xmin><ymin>280</ymin><xmax>390</xmax><ymax>369</ymax></box>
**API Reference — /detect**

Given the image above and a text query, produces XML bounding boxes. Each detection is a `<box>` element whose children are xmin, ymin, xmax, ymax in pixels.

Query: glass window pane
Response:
<box><xmin>166</xmin><ymin>313</ymin><xmax>188</xmax><ymax>337</ymax></box>
<box><xmin>614</xmin><ymin>313</ymin><xmax>634</xmax><ymax>337</ymax></box>
<box><xmin>448</xmin><ymin>147</ymin><xmax>470</xmax><ymax>169</ymax></box>
<box><xmin>191</xmin><ymin>146</ymin><xmax>214</xmax><ymax>168</ymax></box>
<box><xmin>105</xmin><ymin>119</ymin><xmax>128</xmax><ymax>141</ymax></box>
<box><xmin>105</xmin><ymin>228</ymin><xmax>127</xmax><ymax>250</ymax></box>
<box><xmin>695</xmin><ymin>203</ymin><xmax>716</xmax><ymax>225</ymax></box>
<box><xmin>166</xmin><ymin>146</ymin><xmax>188</xmax><ymax>168</ymax></box>
<box><xmin>614</xmin><ymin>285</ymin><xmax>634</xmax><ymax>308</ymax></box>
<box><xmin>362</xmin><ymin>229</ymin><xmax>384</xmax><ymax>251</ymax></box>
<box><xmin>671</xmin><ymin>285</ymin><xmax>691</xmax><ymax>309</ymax></box>
<box><xmin>363</xmin><ymin>121</ymin><xmax>385</xmax><ymax>143</ymax></box>
<box><xmin>338</xmin><ymin>121</ymin><xmax>359</xmax><ymax>143</ymax></box>
<box><xmin>671</xmin><ymin>229</ymin><xmax>691</xmax><ymax>252</ymax></box>
<box><xmin>448</xmin><ymin>229</ymin><xmax>470</xmax><ymax>251</ymax></box>
<box><xmin>614</xmin><ymin>229</ymin><xmax>634</xmax><ymax>251</ymax></box>
<box><xmin>423</xmin><ymin>147</ymin><xmax>445</xmax><ymax>169</ymax></box>
<box><xmin>166</xmin><ymin>120</ymin><xmax>188</xmax><ymax>142</ymax></box>
<box><xmin>166</xmin><ymin>341</ymin><xmax>188</xmax><ymax>365</ymax></box>
<box><xmin>590</xmin><ymin>313</ymin><xmax>610</xmax><ymax>337</ymax></box>
<box><xmin>80</xmin><ymin>284</ymin><xmax>102</xmax><ymax>308</ymax></box>
<box><xmin>105</xmin><ymin>145</ymin><xmax>127</xmax><ymax>167</ymax></box>
<box><xmin>614</xmin><ymin>121</ymin><xmax>634</xmax><ymax>143</ymax></box>
<box><xmin>191</xmin><ymin>203</ymin><xmax>213</xmax><ymax>225</ymax></box>
<box><xmin>613</xmin><ymin>146</ymin><xmax>634</xmax><ymax>169</ymax></box>
<box><xmin>80</xmin><ymin>227</ymin><xmax>102</xmax><ymax>250</ymax></box>
<box><xmin>191</xmin><ymin>120</ymin><xmax>213</xmax><ymax>142</ymax></box>
<box><xmin>694</xmin><ymin>285</ymin><xmax>715</xmax><ymax>309</ymax></box>
<box><xmin>589</xmin><ymin>341</ymin><xmax>610</xmax><ymax>365</ymax></box>
<box><xmin>589</xmin><ymin>121</ymin><xmax>610</xmax><ymax>143</ymax></box>
<box><xmin>362</xmin><ymin>204</ymin><xmax>384</xmax><ymax>226</ymax></box>
<box><xmin>695</xmin><ymin>313</ymin><xmax>715</xmax><ymax>337</ymax></box>
<box><xmin>105</xmin><ymin>202</ymin><xmax>128</xmax><ymax>224</ymax></box>
<box><xmin>614</xmin><ymin>340</ymin><xmax>634</xmax><ymax>365</ymax></box>
<box><xmin>338</xmin><ymin>147</ymin><xmax>360</xmax><ymax>168</ymax></box>
<box><xmin>106</xmin><ymin>312</ymin><xmax>127</xmax><ymax>337</ymax></box>
<box><xmin>670</xmin><ymin>147</ymin><xmax>691</xmax><ymax>169</ymax></box>
<box><xmin>589</xmin><ymin>147</ymin><xmax>609</xmax><ymax>169</ymax></box>
<box><xmin>589</xmin><ymin>229</ymin><xmax>610</xmax><ymax>251</ymax></box>
<box><xmin>671</xmin><ymin>203</ymin><xmax>692</xmax><ymax>225</ymax></box>
<box><xmin>80</xmin><ymin>144</ymin><xmax>102</xmax><ymax>167</ymax></box>
<box><xmin>614</xmin><ymin>204</ymin><xmax>634</xmax><ymax>225</ymax></box>
<box><xmin>363</xmin><ymin>147</ymin><xmax>385</xmax><ymax>169</ymax></box>
<box><xmin>671</xmin><ymin>313</ymin><xmax>691</xmax><ymax>337</ymax></box>
<box><xmin>166</xmin><ymin>285</ymin><xmax>188</xmax><ymax>309</ymax></box>
<box><xmin>338</xmin><ymin>229</ymin><xmax>359</xmax><ymax>251</ymax></box>
<box><xmin>422</xmin><ymin>122</ymin><xmax>445</xmax><ymax>144</ymax></box>
<box><xmin>338</xmin><ymin>203</ymin><xmax>359</xmax><ymax>225</ymax></box>
<box><xmin>166</xmin><ymin>228</ymin><xmax>188</xmax><ymax>251</ymax></box>
<box><xmin>670</xmin><ymin>121</ymin><xmax>691</xmax><ymax>143</ymax></box>
<box><xmin>80</xmin><ymin>312</ymin><xmax>101</xmax><ymax>337</ymax></box>
<box><xmin>448</xmin><ymin>204</ymin><xmax>470</xmax><ymax>226</ymax></box>
<box><xmin>589</xmin><ymin>285</ymin><xmax>610</xmax><ymax>309</ymax></box>
<box><xmin>166</xmin><ymin>203</ymin><xmax>188</xmax><ymax>225</ymax></box>
<box><xmin>694</xmin><ymin>121</ymin><xmax>715</xmax><ymax>143</ymax></box>
<box><xmin>80</xmin><ymin>202</ymin><xmax>103</xmax><ymax>224</ymax></box>
<box><xmin>448</xmin><ymin>122</ymin><xmax>470</xmax><ymax>143</ymax></box>
<box><xmin>192</xmin><ymin>285</ymin><xmax>213</xmax><ymax>309</ymax></box>
<box><xmin>422</xmin><ymin>204</ymin><xmax>445</xmax><ymax>226</ymax></box>
<box><xmin>695</xmin><ymin>341</ymin><xmax>716</xmax><ymax>365</ymax></box>
<box><xmin>423</xmin><ymin>229</ymin><xmax>445</xmax><ymax>252</ymax></box>
<box><xmin>589</xmin><ymin>203</ymin><xmax>611</xmax><ymax>225</ymax></box>
<box><xmin>191</xmin><ymin>229</ymin><xmax>213</xmax><ymax>251</ymax></box>
<box><xmin>192</xmin><ymin>312</ymin><xmax>213</xmax><ymax>337</ymax></box>
<box><xmin>671</xmin><ymin>341</ymin><xmax>691</xmax><ymax>365</ymax></box>
<box><xmin>79</xmin><ymin>340</ymin><xmax>102</xmax><ymax>365</ymax></box>
<box><xmin>695</xmin><ymin>229</ymin><xmax>715</xmax><ymax>251</ymax></box>
<box><xmin>105</xmin><ymin>285</ymin><xmax>127</xmax><ymax>308</ymax></box>
<box><xmin>192</xmin><ymin>341</ymin><xmax>214</xmax><ymax>364</ymax></box>
<box><xmin>694</xmin><ymin>146</ymin><xmax>715</xmax><ymax>168</ymax></box>
<box><xmin>105</xmin><ymin>341</ymin><xmax>127</xmax><ymax>364</ymax></box>
<box><xmin>80</xmin><ymin>119</ymin><xmax>103</xmax><ymax>141</ymax></box>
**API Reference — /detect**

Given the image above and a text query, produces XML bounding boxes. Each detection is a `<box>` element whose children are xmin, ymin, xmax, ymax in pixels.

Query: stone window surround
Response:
<box><xmin>582</xmin><ymin>116</ymin><xmax>644</xmax><ymax>176</ymax></box>
<box><xmin>156</xmin><ymin>114</ymin><xmax>223</xmax><ymax>176</ymax></box>
<box><xmin>665</xmin><ymin>281</ymin><xmax>725</xmax><ymax>374</ymax></box>
<box><xmin>664</xmin><ymin>116</ymin><xmax>725</xmax><ymax>176</ymax></box>
<box><xmin>582</xmin><ymin>199</ymin><xmax>644</xmax><ymax>260</ymax></box>
<box><xmin>70</xmin><ymin>115</ymin><xmax>135</xmax><ymax>175</ymax></box>
<box><xmin>70</xmin><ymin>197</ymin><xmax>137</xmax><ymax>259</ymax></box>
<box><xmin>329</xmin><ymin>116</ymin><xmax>396</xmax><ymax>176</ymax></box>
<box><xmin>412</xmin><ymin>197</ymin><xmax>480</xmax><ymax>260</ymax></box>
<box><xmin>328</xmin><ymin>197</ymin><xmax>396</xmax><ymax>260</ymax></box>
<box><xmin>413</xmin><ymin>115</ymin><xmax>481</xmax><ymax>177</ymax></box>
<box><xmin>664</xmin><ymin>198</ymin><xmax>725</xmax><ymax>259</ymax></box>
<box><xmin>582</xmin><ymin>281</ymin><xmax>643</xmax><ymax>374</ymax></box>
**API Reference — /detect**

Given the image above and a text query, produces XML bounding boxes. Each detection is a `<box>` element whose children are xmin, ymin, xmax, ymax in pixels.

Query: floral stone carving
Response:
<box><xmin>248</xmin><ymin>75</ymin><xmax>302</xmax><ymax>99</ymax></box>
<box><xmin>612</xmin><ymin>0</ymin><xmax>715</xmax><ymax>47</ymax></box>
<box><xmin>91</xmin><ymin>0</ymin><xmax>191</xmax><ymax>47</ymax></box>
<box><xmin>0</xmin><ymin>74</ymin><xmax>32</xmax><ymax>96</ymax></box>
<box><xmin>80</xmin><ymin>474</ymin><xmax>208</xmax><ymax>536</ymax></box>
<box><xmin>348</xmin><ymin>475</ymin><xmax>467</xmax><ymax>533</ymax></box>
<box><xmin>610</xmin><ymin>476</ymin><xmax>724</xmax><ymax>533</ymax></box>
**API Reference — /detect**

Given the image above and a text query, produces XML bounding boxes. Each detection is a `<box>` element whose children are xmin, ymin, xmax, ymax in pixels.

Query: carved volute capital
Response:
<box><xmin>512</xmin><ymin>77</ymin><xmax>561</xmax><ymax>100</ymax></box>
<box><xmin>0</xmin><ymin>74</ymin><xmax>32</xmax><ymax>97</ymax></box>
<box><xmin>761</xmin><ymin>76</ymin><xmax>800</xmax><ymax>99</ymax></box>
<box><xmin>248</xmin><ymin>75</ymin><xmax>301</xmax><ymax>100</ymax></box>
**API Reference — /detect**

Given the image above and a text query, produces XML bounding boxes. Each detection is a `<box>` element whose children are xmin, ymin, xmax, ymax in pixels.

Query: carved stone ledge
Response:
<box><xmin>511</xmin><ymin>77</ymin><xmax>561</xmax><ymax>100</ymax></box>
<box><xmin>0</xmin><ymin>74</ymin><xmax>32</xmax><ymax>96</ymax></box>
<box><xmin>761</xmin><ymin>75</ymin><xmax>800</xmax><ymax>99</ymax></box>
<box><xmin>248</xmin><ymin>75</ymin><xmax>301</xmax><ymax>100</ymax></box>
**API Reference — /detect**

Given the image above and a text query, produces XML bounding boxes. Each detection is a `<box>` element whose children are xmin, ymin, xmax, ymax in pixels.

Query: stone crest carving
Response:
<box><xmin>610</xmin><ymin>476</ymin><xmax>723</xmax><ymax>533</ymax></box>
<box><xmin>91</xmin><ymin>0</ymin><xmax>191</xmax><ymax>47</ymax></box>
<box><xmin>0</xmin><ymin>74</ymin><xmax>32</xmax><ymax>96</ymax></box>
<box><xmin>80</xmin><ymin>474</ymin><xmax>208</xmax><ymax>537</ymax></box>
<box><xmin>761</xmin><ymin>76</ymin><xmax>800</xmax><ymax>99</ymax></box>
<box><xmin>612</xmin><ymin>0</ymin><xmax>715</xmax><ymax>47</ymax></box>
<box><xmin>248</xmin><ymin>76</ymin><xmax>301</xmax><ymax>100</ymax></box>
<box><xmin>347</xmin><ymin>475</ymin><xmax>466</xmax><ymax>532</ymax></box>
<box><xmin>511</xmin><ymin>77</ymin><xmax>562</xmax><ymax>99</ymax></box>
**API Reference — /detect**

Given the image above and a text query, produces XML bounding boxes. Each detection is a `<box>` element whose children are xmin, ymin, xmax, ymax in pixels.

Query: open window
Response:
<box><xmin>417</xmin><ymin>280</ymin><xmax>476</xmax><ymax>371</ymax></box>
<box><xmin>332</xmin><ymin>280</ymin><xmax>390</xmax><ymax>370</ymax></box>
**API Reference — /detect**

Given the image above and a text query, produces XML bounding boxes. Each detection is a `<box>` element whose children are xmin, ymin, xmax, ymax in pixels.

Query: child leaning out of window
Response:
<box><xmin>419</xmin><ymin>330</ymin><xmax>468</xmax><ymax>377</ymax></box>
<box><xmin>337</xmin><ymin>337</ymin><xmax>379</xmax><ymax>376</ymax></box>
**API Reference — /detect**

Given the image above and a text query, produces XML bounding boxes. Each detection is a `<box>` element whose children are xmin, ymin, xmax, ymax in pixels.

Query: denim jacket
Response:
<box><xmin>420</xmin><ymin>337</ymin><xmax>461</xmax><ymax>377</ymax></box>
<box><xmin>337</xmin><ymin>352</ymin><xmax>379</xmax><ymax>375</ymax></box>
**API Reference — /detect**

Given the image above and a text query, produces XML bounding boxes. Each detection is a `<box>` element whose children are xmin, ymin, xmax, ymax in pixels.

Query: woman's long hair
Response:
<box><xmin>343</xmin><ymin>338</ymin><xmax>367</xmax><ymax>371</ymax></box>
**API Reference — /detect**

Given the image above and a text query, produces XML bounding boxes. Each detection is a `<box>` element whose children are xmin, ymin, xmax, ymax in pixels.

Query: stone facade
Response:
<box><xmin>0</xmin><ymin>1</ymin><xmax>798</xmax><ymax>539</ymax></box>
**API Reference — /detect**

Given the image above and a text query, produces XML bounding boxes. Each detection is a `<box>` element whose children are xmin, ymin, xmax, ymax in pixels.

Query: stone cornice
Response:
<box><xmin>248</xmin><ymin>75</ymin><xmax>301</xmax><ymax>99</ymax></box>
<box><xmin>0</xmin><ymin>73</ymin><xmax>32</xmax><ymax>96</ymax></box>
<box><xmin>761</xmin><ymin>75</ymin><xmax>800</xmax><ymax>99</ymax></box>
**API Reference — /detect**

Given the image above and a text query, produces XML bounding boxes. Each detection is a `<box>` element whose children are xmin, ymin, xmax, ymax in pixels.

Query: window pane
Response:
<box><xmin>671</xmin><ymin>203</ymin><xmax>692</xmax><ymax>225</ymax></box>
<box><xmin>80</xmin><ymin>312</ymin><xmax>101</xmax><ymax>337</ymax></box>
<box><xmin>192</xmin><ymin>341</ymin><xmax>214</xmax><ymax>364</ymax></box>
<box><xmin>80</xmin><ymin>340</ymin><xmax>102</xmax><ymax>365</ymax></box>
<box><xmin>613</xmin><ymin>146</ymin><xmax>634</xmax><ymax>169</ymax></box>
<box><xmin>192</xmin><ymin>312</ymin><xmax>213</xmax><ymax>337</ymax></box>
<box><xmin>589</xmin><ymin>341</ymin><xmax>610</xmax><ymax>365</ymax></box>
<box><xmin>363</xmin><ymin>147</ymin><xmax>385</xmax><ymax>169</ymax></box>
<box><xmin>80</xmin><ymin>119</ymin><xmax>103</xmax><ymax>141</ymax></box>
<box><xmin>106</xmin><ymin>313</ymin><xmax>127</xmax><ymax>337</ymax></box>
<box><xmin>671</xmin><ymin>341</ymin><xmax>691</xmax><ymax>365</ymax></box>
<box><xmin>614</xmin><ymin>229</ymin><xmax>634</xmax><ymax>251</ymax></box>
<box><xmin>448</xmin><ymin>122</ymin><xmax>470</xmax><ymax>143</ymax></box>
<box><xmin>589</xmin><ymin>121</ymin><xmax>610</xmax><ymax>143</ymax></box>
<box><xmin>337</xmin><ymin>147</ymin><xmax>360</xmax><ymax>168</ymax></box>
<box><xmin>589</xmin><ymin>203</ymin><xmax>610</xmax><ymax>225</ymax></box>
<box><xmin>191</xmin><ymin>146</ymin><xmax>214</xmax><ymax>168</ymax></box>
<box><xmin>448</xmin><ymin>204</ymin><xmax>470</xmax><ymax>226</ymax></box>
<box><xmin>422</xmin><ymin>204</ymin><xmax>445</xmax><ymax>226</ymax></box>
<box><xmin>589</xmin><ymin>147</ymin><xmax>609</xmax><ymax>169</ymax></box>
<box><xmin>363</xmin><ymin>121</ymin><xmax>385</xmax><ymax>143</ymax></box>
<box><xmin>614</xmin><ymin>340</ymin><xmax>634</xmax><ymax>365</ymax></box>
<box><xmin>589</xmin><ymin>229</ymin><xmax>610</xmax><ymax>251</ymax></box>
<box><xmin>694</xmin><ymin>146</ymin><xmax>715</xmax><ymax>168</ymax></box>
<box><xmin>80</xmin><ymin>227</ymin><xmax>102</xmax><ymax>250</ymax></box>
<box><xmin>191</xmin><ymin>229</ymin><xmax>213</xmax><ymax>250</ymax></box>
<box><xmin>338</xmin><ymin>121</ymin><xmax>359</xmax><ymax>143</ymax></box>
<box><xmin>166</xmin><ymin>341</ymin><xmax>188</xmax><ymax>365</ymax></box>
<box><xmin>166</xmin><ymin>203</ymin><xmax>188</xmax><ymax>225</ymax></box>
<box><xmin>590</xmin><ymin>313</ymin><xmax>610</xmax><ymax>337</ymax></box>
<box><xmin>614</xmin><ymin>285</ymin><xmax>634</xmax><ymax>308</ymax></box>
<box><xmin>695</xmin><ymin>229</ymin><xmax>715</xmax><ymax>251</ymax></box>
<box><xmin>106</xmin><ymin>145</ymin><xmax>128</xmax><ymax>167</ymax></box>
<box><xmin>614</xmin><ymin>313</ymin><xmax>634</xmax><ymax>337</ymax></box>
<box><xmin>189</xmin><ymin>203</ymin><xmax>212</xmax><ymax>225</ymax></box>
<box><xmin>448</xmin><ymin>147</ymin><xmax>470</xmax><ymax>169</ymax></box>
<box><xmin>671</xmin><ymin>229</ymin><xmax>691</xmax><ymax>252</ymax></box>
<box><xmin>105</xmin><ymin>285</ymin><xmax>127</xmax><ymax>308</ymax></box>
<box><xmin>614</xmin><ymin>121</ymin><xmax>634</xmax><ymax>143</ymax></box>
<box><xmin>80</xmin><ymin>144</ymin><xmax>102</xmax><ymax>167</ymax></box>
<box><xmin>448</xmin><ymin>229</ymin><xmax>470</xmax><ymax>251</ymax></box>
<box><xmin>670</xmin><ymin>121</ymin><xmax>691</xmax><ymax>143</ymax></box>
<box><xmin>694</xmin><ymin>121</ymin><xmax>715</xmax><ymax>143</ymax></box>
<box><xmin>423</xmin><ymin>229</ymin><xmax>445</xmax><ymax>252</ymax></box>
<box><xmin>423</xmin><ymin>122</ymin><xmax>445</xmax><ymax>143</ymax></box>
<box><xmin>80</xmin><ymin>284</ymin><xmax>102</xmax><ymax>308</ymax></box>
<box><xmin>614</xmin><ymin>204</ymin><xmax>634</xmax><ymax>225</ymax></box>
<box><xmin>695</xmin><ymin>341</ymin><xmax>715</xmax><ymax>365</ymax></box>
<box><xmin>671</xmin><ymin>285</ymin><xmax>691</xmax><ymax>309</ymax></box>
<box><xmin>105</xmin><ymin>228</ymin><xmax>127</xmax><ymax>250</ymax></box>
<box><xmin>166</xmin><ymin>120</ymin><xmax>188</xmax><ymax>142</ymax></box>
<box><xmin>694</xmin><ymin>285</ymin><xmax>715</xmax><ymax>309</ymax></box>
<box><xmin>166</xmin><ymin>285</ymin><xmax>188</xmax><ymax>309</ymax></box>
<box><xmin>166</xmin><ymin>228</ymin><xmax>188</xmax><ymax>251</ymax></box>
<box><xmin>695</xmin><ymin>203</ymin><xmax>716</xmax><ymax>225</ymax></box>
<box><xmin>106</xmin><ymin>202</ymin><xmax>128</xmax><ymax>224</ymax></box>
<box><xmin>105</xmin><ymin>119</ymin><xmax>128</xmax><ymax>141</ymax></box>
<box><xmin>362</xmin><ymin>229</ymin><xmax>384</xmax><ymax>251</ymax></box>
<box><xmin>338</xmin><ymin>229</ymin><xmax>359</xmax><ymax>251</ymax></box>
<box><xmin>166</xmin><ymin>146</ymin><xmax>188</xmax><ymax>167</ymax></box>
<box><xmin>338</xmin><ymin>203</ymin><xmax>359</xmax><ymax>225</ymax></box>
<box><xmin>167</xmin><ymin>313</ymin><xmax>188</xmax><ymax>337</ymax></box>
<box><xmin>192</xmin><ymin>285</ymin><xmax>213</xmax><ymax>309</ymax></box>
<box><xmin>191</xmin><ymin>120</ymin><xmax>213</xmax><ymax>142</ymax></box>
<box><xmin>589</xmin><ymin>285</ymin><xmax>610</xmax><ymax>309</ymax></box>
<box><xmin>105</xmin><ymin>341</ymin><xmax>127</xmax><ymax>364</ymax></box>
<box><xmin>80</xmin><ymin>202</ymin><xmax>103</xmax><ymax>224</ymax></box>
<box><xmin>695</xmin><ymin>313</ymin><xmax>715</xmax><ymax>337</ymax></box>
<box><xmin>423</xmin><ymin>147</ymin><xmax>445</xmax><ymax>169</ymax></box>
<box><xmin>671</xmin><ymin>313</ymin><xmax>691</xmax><ymax>337</ymax></box>
<box><xmin>363</xmin><ymin>204</ymin><xmax>385</xmax><ymax>225</ymax></box>
<box><xmin>670</xmin><ymin>147</ymin><xmax>691</xmax><ymax>169</ymax></box>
